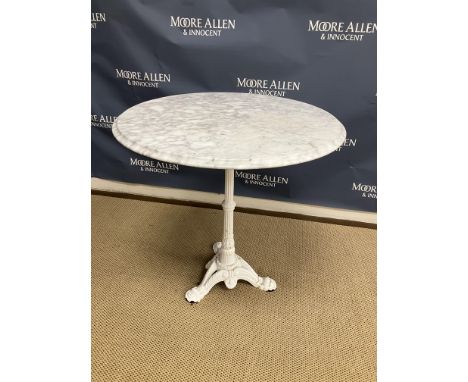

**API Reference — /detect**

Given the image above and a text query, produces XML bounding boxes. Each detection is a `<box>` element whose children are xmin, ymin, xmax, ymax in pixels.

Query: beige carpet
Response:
<box><xmin>92</xmin><ymin>194</ymin><xmax>376</xmax><ymax>382</ymax></box>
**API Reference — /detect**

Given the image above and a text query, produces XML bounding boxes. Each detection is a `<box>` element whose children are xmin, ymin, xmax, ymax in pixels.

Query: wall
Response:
<box><xmin>91</xmin><ymin>0</ymin><xmax>377</xmax><ymax>214</ymax></box>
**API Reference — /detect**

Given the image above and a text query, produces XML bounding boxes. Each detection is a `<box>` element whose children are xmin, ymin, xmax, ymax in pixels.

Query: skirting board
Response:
<box><xmin>92</xmin><ymin>177</ymin><xmax>377</xmax><ymax>225</ymax></box>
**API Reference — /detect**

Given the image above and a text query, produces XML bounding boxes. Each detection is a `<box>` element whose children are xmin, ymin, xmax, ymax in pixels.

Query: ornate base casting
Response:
<box><xmin>185</xmin><ymin>242</ymin><xmax>277</xmax><ymax>303</ymax></box>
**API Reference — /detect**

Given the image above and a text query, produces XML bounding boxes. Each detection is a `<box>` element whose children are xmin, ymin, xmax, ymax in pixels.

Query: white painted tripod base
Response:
<box><xmin>185</xmin><ymin>242</ymin><xmax>277</xmax><ymax>303</ymax></box>
<box><xmin>185</xmin><ymin>169</ymin><xmax>277</xmax><ymax>303</ymax></box>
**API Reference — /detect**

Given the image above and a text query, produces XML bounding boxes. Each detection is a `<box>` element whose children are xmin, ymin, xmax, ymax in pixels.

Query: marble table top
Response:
<box><xmin>112</xmin><ymin>92</ymin><xmax>346</xmax><ymax>170</ymax></box>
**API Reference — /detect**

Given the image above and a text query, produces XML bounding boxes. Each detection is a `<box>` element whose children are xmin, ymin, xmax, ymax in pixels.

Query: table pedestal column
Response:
<box><xmin>185</xmin><ymin>169</ymin><xmax>277</xmax><ymax>303</ymax></box>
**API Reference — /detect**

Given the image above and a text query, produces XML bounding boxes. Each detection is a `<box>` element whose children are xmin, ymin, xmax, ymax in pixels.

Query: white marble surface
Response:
<box><xmin>112</xmin><ymin>92</ymin><xmax>346</xmax><ymax>170</ymax></box>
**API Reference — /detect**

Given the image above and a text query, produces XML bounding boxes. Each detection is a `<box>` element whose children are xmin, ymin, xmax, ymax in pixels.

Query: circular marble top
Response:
<box><xmin>112</xmin><ymin>92</ymin><xmax>346</xmax><ymax>170</ymax></box>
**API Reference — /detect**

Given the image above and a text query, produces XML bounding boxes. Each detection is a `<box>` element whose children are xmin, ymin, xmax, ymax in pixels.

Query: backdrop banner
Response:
<box><xmin>91</xmin><ymin>0</ymin><xmax>377</xmax><ymax>212</ymax></box>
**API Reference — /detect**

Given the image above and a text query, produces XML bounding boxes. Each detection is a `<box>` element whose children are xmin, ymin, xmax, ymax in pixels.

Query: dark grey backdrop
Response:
<box><xmin>91</xmin><ymin>0</ymin><xmax>377</xmax><ymax>212</ymax></box>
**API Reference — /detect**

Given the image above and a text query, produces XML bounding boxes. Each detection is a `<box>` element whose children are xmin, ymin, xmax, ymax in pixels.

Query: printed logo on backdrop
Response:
<box><xmin>115</xmin><ymin>69</ymin><xmax>171</xmax><ymax>88</ymax></box>
<box><xmin>236</xmin><ymin>77</ymin><xmax>301</xmax><ymax>97</ymax></box>
<box><xmin>352</xmin><ymin>182</ymin><xmax>377</xmax><ymax>199</ymax></box>
<box><xmin>130</xmin><ymin>157</ymin><xmax>179</xmax><ymax>175</ymax></box>
<box><xmin>91</xmin><ymin>114</ymin><xmax>116</xmax><ymax>129</ymax></box>
<box><xmin>170</xmin><ymin>16</ymin><xmax>236</xmax><ymax>37</ymax></box>
<box><xmin>307</xmin><ymin>20</ymin><xmax>377</xmax><ymax>42</ymax></box>
<box><xmin>91</xmin><ymin>12</ymin><xmax>106</xmax><ymax>29</ymax></box>
<box><xmin>236</xmin><ymin>171</ymin><xmax>289</xmax><ymax>189</ymax></box>
<box><xmin>336</xmin><ymin>138</ymin><xmax>357</xmax><ymax>151</ymax></box>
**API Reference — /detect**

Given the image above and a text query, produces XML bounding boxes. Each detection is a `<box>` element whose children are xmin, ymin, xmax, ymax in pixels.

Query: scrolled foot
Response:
<box><xmin>258</xmin><ymin>276</ymin><xmax>277</xmax><ymax>292</ymax></box>
<box><xmin>185</xmin><ymin>286</ymin><xmax>206</xmax><ymax>303</ymax></box>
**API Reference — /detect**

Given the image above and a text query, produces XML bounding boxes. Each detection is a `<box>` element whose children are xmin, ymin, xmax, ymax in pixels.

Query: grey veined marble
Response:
<box><xmin>112</xmin><ymin>92</ymin><xmax>346</xmax><ymax>170</ymax></box>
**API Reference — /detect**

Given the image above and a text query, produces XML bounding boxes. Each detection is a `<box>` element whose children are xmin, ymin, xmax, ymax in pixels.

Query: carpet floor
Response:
<box><xmin>92</xmin><ymin>194</ymin><xmax>376</xmax><ymax>382</ymax></box>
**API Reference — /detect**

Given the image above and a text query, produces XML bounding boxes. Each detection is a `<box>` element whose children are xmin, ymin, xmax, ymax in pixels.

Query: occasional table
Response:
<box><xmin>112</xmin><ymin>92</ymin><xmax>346</xmax><ymax>302</ymax></box>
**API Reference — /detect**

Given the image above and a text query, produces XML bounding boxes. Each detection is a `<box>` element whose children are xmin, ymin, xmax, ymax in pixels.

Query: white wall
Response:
<box><xmin>92</xmin><ymin>177</ymin><xmax>377</xmax><ymax>225</ymax></box>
